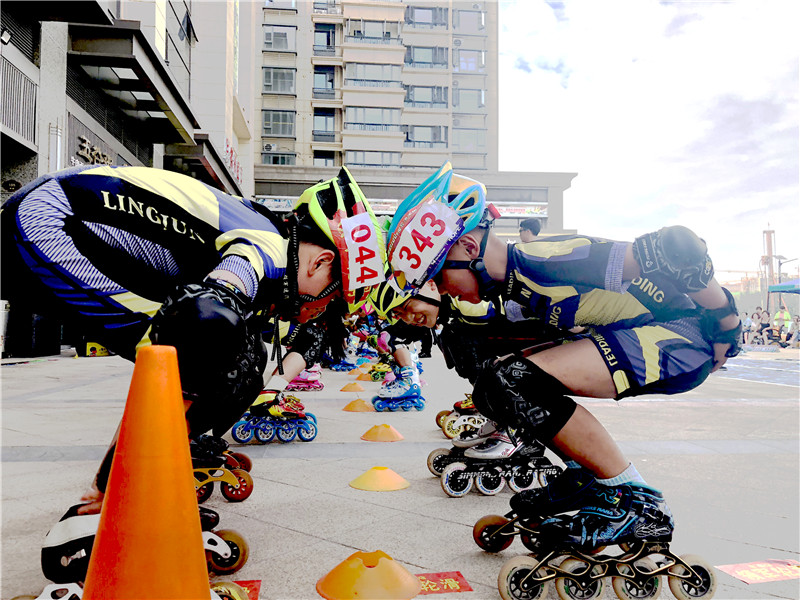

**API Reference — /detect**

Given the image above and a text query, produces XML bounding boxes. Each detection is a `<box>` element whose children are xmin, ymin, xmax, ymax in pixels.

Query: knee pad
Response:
<box><xmin>633</xmin><ymin>225</ymin><xmax>714</xmax><ymax>293</ymax></box>
<box><xmin>472</xmin><ymin>355</ymin><xmax>577</xmax><ymax>443</ymax></box>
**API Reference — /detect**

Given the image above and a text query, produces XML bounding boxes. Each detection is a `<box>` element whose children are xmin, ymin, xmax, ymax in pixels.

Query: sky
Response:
<box><xmin>498</xmin><ymin>0</ymin><xmax>799</xmax><ymax>281</ymax></box>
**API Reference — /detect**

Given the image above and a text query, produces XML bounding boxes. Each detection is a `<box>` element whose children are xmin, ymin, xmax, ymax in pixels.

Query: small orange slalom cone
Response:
<box><xmin>348</xmin><ymin>366</ymin><xmax>362</xmax><ymax>375</ymax></box>
<box><xmin>83</xmin><ymin>345</ymin><xmax>209</xmax><ymax>600</ymax></box>
<box><xmin>349</xmin><ymin>466</ymin><xmax>409</xmax><ymax>491</ymax></box>
<box><xmin>316</xmin><ymin>550</ymin><xmax>421</xmax><ymax>599</ymax></box>
<box><xmin>356</xmin><ymin>372</ymin><xmax>373</xmax><ymax>382</ymax></box>
<box><xmin>361</xmin><ymin>424</ymin><xmax>404</xmax><ymax>442</ymax></box>
<box><xmin>341</xmin><ymin>382</ymin><xmax>365</xmax><ymax>392</ymax></box>
<box><xmin>342</xmin><ymin>399</ymin><xmax>374</xmax><ymax>412</ymax></box>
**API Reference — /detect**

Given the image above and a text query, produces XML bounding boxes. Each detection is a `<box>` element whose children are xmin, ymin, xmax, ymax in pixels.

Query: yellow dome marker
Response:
<box><xmin>342</xmin><ymin>399</ymin><xmax>374</xmax><ymax>412</ymax></box>
<box><xmin>349</xmin><ymin>466</ymin><xmax>409</xmax><ymax>491</ymax></box>
<box><xmin>356</xmin><ymin>372</ymin><xmax>373</xmax><ymax>382</ymax></box>
<box><xmin>361</xmin><ymin>424</ymin><xmax>404</xmax><ymax>442</ymax></box>
<box><xmin>316</xmin><ymin>550</ymin><xmax>421</xmax><ymax>600</ymax></box>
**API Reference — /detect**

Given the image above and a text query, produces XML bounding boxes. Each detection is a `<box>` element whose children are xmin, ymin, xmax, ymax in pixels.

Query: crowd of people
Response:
<box><xmin>2</xmin><ymin>161</ymin><xmax>748</xmax><ymax>581</ymax></box>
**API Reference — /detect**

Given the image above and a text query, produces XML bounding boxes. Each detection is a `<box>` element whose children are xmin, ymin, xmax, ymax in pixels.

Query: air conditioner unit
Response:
<box><xmin>263</xmin><ymin>143</ymin><xmax>275</xmax><ymax>151</ymax></box>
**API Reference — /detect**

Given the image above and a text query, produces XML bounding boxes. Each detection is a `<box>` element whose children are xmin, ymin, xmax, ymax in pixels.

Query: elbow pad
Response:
<box><xmin>633</xmin><ymin>225</ymin><xmax>714</xmax><ymax>293</ymax></box>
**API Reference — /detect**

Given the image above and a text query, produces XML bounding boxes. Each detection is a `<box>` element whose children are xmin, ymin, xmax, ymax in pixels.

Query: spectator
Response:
<box><xmin>741</xmin><ymin>312</ymin><xmax>752</xmax><ymax>344</ymax></box>
<box><xmin>519</xmin><ymin>218</ymin><xmax>541</xmax><ymax>242</ymax></box>
<box><xmin>788</xmin><ymin>315</ymin><xmax>800</xmax><ymax>348</ymax></box>
<box><xmin>774</xmin><ymin>305</ymin><xmax>792</xmax><ymax>337</ymax></box>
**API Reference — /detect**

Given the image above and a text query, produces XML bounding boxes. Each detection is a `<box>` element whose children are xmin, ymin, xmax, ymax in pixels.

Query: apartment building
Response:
<box><xmin>254</xmin><ymin>0</ymin><xmax>575</xmax><ymax>235</ymax></box>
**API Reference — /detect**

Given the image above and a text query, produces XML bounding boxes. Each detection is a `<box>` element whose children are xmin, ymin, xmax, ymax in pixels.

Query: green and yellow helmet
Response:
<box><xmin>368</xmin><ymin>273</ymin><xmax>411</xmax><ymax>323</ymax></box>
<box><xmin>294</xmin><ymin>167</ymin><xmax>386</xmax><ymax>309</ymax></box>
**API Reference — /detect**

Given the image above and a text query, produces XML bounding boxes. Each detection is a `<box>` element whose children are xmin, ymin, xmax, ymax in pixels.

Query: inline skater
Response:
<box><xmin>385</xmin><ymin>162</ymin><xmax>741</xmax><ymax>548</ymax></box>
<box><xmin>1</xmin><ymin>164</ymin><xmax>385</xmax><ymax>515</ymax></box>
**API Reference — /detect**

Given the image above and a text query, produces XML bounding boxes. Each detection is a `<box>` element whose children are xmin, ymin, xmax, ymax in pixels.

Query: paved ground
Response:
<box><xmin>1</xmin><ymin>346</ymin><xmax>798</xmax><ymax>600</ymax></box>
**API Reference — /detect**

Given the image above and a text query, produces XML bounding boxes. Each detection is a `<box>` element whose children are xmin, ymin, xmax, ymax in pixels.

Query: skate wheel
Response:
<box><xmin>612</xmin><ymin>557</ymin><xmax>662</xmax><ymax>600</ymax></box>
<box><xmin>435</xmin><ymin>410</ymin><xmax>451</xmax><ymax>428</ymax></box>
<box><xmin>254</xmin><ymin>421</ymin><xmax>275</xmax><ymax>444</ymax></box>
<box><xmin>297</xmin><ymin>420</ymin><xmax>318</xmax><ymax>442</ymax></box>
<box><xmin>668</xmin><ymin>554</ymin><xmax>717</xmax><ymax>600</ymax></box>
<box><xmin>231</xmin><ymin>420</ymin><xmax>254</xmax><ymax>444</ymax></box>
<box><xmin>207</xmin><ymin>529</ymin><xmax>249</xmax><ymax>575</ymax></box>
<box><xmin>507</xmin><ymin>465</ymin><xmax>536</xmax><ymax>492</ymax></box>
<box><xmin>473</xmin><ymin>515</ymin><xmax>514</xmax><ymax>553</ymax></box>
<box><xmin>220</xmin><ymin>468</ymin><xmax>254</xmax><ymax>502</ymax></box>
<box><xmin>441</xmin><ymin>414</ymin><xmax>463</xmax><ymax>439</ymax></box>
<box><xmin>306</xmin><ymin>412</ymin><xmax>318</xmax><ymax>424</ymax></box>
<box><xmin>210</xmin><ymin>581</ymin><xmax>250</xmax><ymax>600</ymax></box>
<box><xmin>555</xmin><ymin>558</ymin><xmax>604</xmax><ymax>600</ymax></box>
<box><xmin>476</xmin><ymin>467</ymin><xmax>507</xmax><ymax>496</ymax></box>
<box><xmin>276</xmin><ymin>422</ymin><xmax>297</xmax><ymax>443</ymax></box>
<box><xmin>373</xmin><ymin>399</ymin><xmax>387</xmax><ymax>412</ymax></box>
<box><xmin>426</xmin><ymin>448</ymin><xmax>452</xmax><ymax>476</ymax></box>
<box><xmin>441</xmin><ymin>462</ymin><xmax>473</xmax><ymax>497</ymax></box>
<box><xmin>196</xmin><ymin>482</ymin><xmax>214</xmax><ymax>504</ymax></box>
<box><xmin>498</xmin><ymin>555</ymin><xmax>550</xmax><ymax>600</ymax></box>
<box><xmin>225</xmin><ymin>451</ymin><xmax>252</xmax><ymax>472</ymax></box>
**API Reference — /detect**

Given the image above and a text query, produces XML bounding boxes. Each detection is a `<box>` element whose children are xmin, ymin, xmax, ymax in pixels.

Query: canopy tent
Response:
<box><xmin>768</xmin><ymin>278</ymin><xmax>800</xmax><ymax>294</ymax></box>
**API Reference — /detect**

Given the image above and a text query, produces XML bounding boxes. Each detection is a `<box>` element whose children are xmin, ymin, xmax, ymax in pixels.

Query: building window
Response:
<box><xmin>345</xmin><ymin>107</ymin><xmax>400</xmax><ymax>131</ymax></box>
<box><xmin>314</xmin><ymin>150</ymin><xmax>336</xmax><ymax>166</ymax></box>
<box><xmin>346</xmin><ymin>19</ymin><xmax>399</xmax><ymax>43</ymax></box>
<box><xmin>263</xmin><ymin>24</ymin><xmax>296</xmax><ymax>51</ymax></box>
<box><xmin>313</xmin><ymin>108</ymin><xmax>336</xmax><ymax>141</ymax></box>
<box><xmin>313</xmin><ymin>66</ymin><xmax>336</xmax><ymax>98</ymax></box>
<box><xmin>452</xmin><ymin>128</ymin><xmax>486</xmax><ymax>152</ymax></box>
<box><xmin>314</xmin><ymin>24</ymin><xmax>335</xmax><ymax>55</ymax></box>
<box><xmin>405</xmin><ymin>85</ymin><xmax>448</xmax><ymax>107</ymax></box>
<box><xmin>264</xmin><ymin>0</ymin><xmax>296</xmax><ymax>8</ymax></box>
<box><xmin>405</xmin><ymin>6</ymin><xmax>447</xmax><ymax>28</ymax></box>
<box><xmin>455</xmin><ymin>49</ymin><xmax>485</xmax><ymax>72</ymax></box>
<box><xmin>454</xmin><ymin>10</ymin><xmax>485</xmax><ymax>33</ymax></box>
<box><xmin>261</xmin><ymin>152</ymin><xmax>296</xmax><ymax>165</ymax></box>
<box><xmin>405</xmin><ymin>46</ymin><xmax>448</xmax><ymax>68</ymax></box>
<box><xmin>263</xmin><ymin>67</ymin><xmax>296</xmax><ymax>94</ymax></box>
<box><xmin>263</xmin><ymin>110</ymin><xmax>295</xmax><ymax>137</ymax></box>
<box><xmin>453</xmin><ymin>88</ymin><xmax>485</xmax><ymax>111</ymax></box>
<box><xmin>345</xmin><ymin>63</ymin><xmax>402</xmax><ymax>87</ymax></box>
<box><xmin>403</xmin><ymin>125</ymin><xmax>448</xmax><ymax>148</ymax></box>
<box><xmin>346</xmin><ymin>151</ymin><xmax>400</xmax><ymax>168</ymax></box>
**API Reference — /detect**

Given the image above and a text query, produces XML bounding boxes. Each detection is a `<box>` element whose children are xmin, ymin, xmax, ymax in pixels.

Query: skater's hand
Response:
<box><xmin>77</xmin><ymin>487</ymin><xmax>105</xmax><ymax>515</ymax></box>
<box><xmin>710</xmin><ymin>343</ymin><xmax>730</xmax><ymax>373</ymax></box>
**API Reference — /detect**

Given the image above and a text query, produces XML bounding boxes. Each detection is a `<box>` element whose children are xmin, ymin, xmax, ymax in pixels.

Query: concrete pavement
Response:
<box><xmin>1</xmin><ymin>347</ymin><xmax>798</xmax><ymax>599</ymax></box>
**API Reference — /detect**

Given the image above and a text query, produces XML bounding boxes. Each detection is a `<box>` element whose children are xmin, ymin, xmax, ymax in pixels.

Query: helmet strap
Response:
<box><xmin>440</xmin><ymin>223</ymin><xmax>502</xmax><ymax>302</ymax></box>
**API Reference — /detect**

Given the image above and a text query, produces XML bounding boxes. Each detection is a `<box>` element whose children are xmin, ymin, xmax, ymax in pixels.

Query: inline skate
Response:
<box><xmin>192</xmin><ymin>437</ymin><xmax>254</xmax><ymax>503</ymax></box>
<box><xmin>231</xmin><ymin>392</ymin><xmax>318</xmax><ymax>444</ymax></box>
<box><xmin>436</xmin><ymin>394</ymin><xmax>488</xmax><ymax>439</ymax></box>
<box><xmin>372</xmin><ymin>365</ymin><xmax>425</xmax><ymax>411</ymax></box>
<box><xmin>486</xmin><ymin>484</ymin><xmax>716</xmax><ymax>600</ymax></box>
<box><xmin>329</xmin><ymin>334</ymin><xmax>360</xmax><ymax>371</ymax></box>
<box><xmin>285</xmin><ymin>366</ymin><xmax>324</xmax><ymax>392</ymax></box>
<box><xmin>369</xmin><ymin>360</ymin><xmax>393</xmax><ymax>381</ymax></box>
<box><xmin>432</xmin><ymin>430</ymin><xmax>562</xmax><ymax>497</ymax></box>
<box><xmin>41</xmin><ymin>504</ymin><xmax>249</xmax><ymax>582</ymax></box>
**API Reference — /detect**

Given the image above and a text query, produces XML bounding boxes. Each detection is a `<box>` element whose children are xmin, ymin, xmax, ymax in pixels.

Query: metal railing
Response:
<box><xmin>404</xmin><ymin>100</ymin><xmax>448</xmax><ymax>108</ymax></box>
<box><xmin>404</xmin><ymin>140</ymin><xmax>447</xmax><ymax>148</ymax></box>
<box><xmin>344</xmin><ymin>123</ymin><xmax>401</xmax><ymax>132</ymax></box>
<box><xmin>404</xmin><ymin>61</ymin><xmax>448</xmax><ymax>69</ymax></box>
<box><xmin>1</xmin><ymin>56</ymin><xmax>37</xmax><ymax>145</ymax></box>
<box><xmin>312</xmin><ymin>2</ymin><xmax>341</xmax><ymax>14</ymax></box>
<box><xmin>312</xmin><ymin>130</ymin><xmax>337</xmax><ymax>142</ymax></box>
<box><xmin>344</xmin><ymin>78</ymin><xmax>403</xmax><ymax>88</ymax></box>
<box><xmin>345</xmin><ymin>35</ymin><xmax>402</xmax><ymax>45</ymax></box>
<box><xmin>313</xmin><ymin>44</ymin><xmax>337</xmax><ymax>56</ymax></box>
<box><xmin>312</xmin><ymin>87</ymin><xmax>336</xmax><ymax>98</ymax></box>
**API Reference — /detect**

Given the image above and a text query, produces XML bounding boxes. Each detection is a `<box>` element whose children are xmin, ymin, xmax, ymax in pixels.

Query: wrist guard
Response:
<box><xmin>701</xmin><ymin>287</ymin><xmax>741</xmax><ymax>358</ymax></box>
<box><xmin>633</xmin><ymin>226</ymin><xmax>714</xmax><ymax>293</ymax></box>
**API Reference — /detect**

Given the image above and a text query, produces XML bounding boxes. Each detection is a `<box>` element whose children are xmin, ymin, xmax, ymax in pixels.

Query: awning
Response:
<box><xmin>67</xmin><ymin>21</ymin><xmax>199</xmax><ymax>145</ymax></box>
<box><xmin>768</xmin><ymin>278</ymin><xmax>800</xmax><ymax>294</ymax></box>
<box><xmin>164</xmin><ymin>134</ymin><xmax>243</xmax><ymax>197</ymax></box>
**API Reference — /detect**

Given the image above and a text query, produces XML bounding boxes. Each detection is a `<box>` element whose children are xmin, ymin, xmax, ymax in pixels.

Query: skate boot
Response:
<box><xmin>464</xmin><ymin>430</ymin><xmax>522</xmax><ymax>459</ymax></box>
<box><xmin>372</xmin><ymin>366</ymin><xmax>425</xmax><ymax>411</ymax></box>
<box><xmin>544</xmin><ymin>483</ymin><xmax>675</xmax><ymax>550</ymax></box>
<box><xmin>192</xmin><ymin>437</ymin><xmax>254</xmax><ymax>503</ymax></box>
<box><xmin>452</xmin><ymin>420</ymin><xmax>498</xmax><ymax>448</ymax></box>
<box><xmin>331</xmin><ymin>335</ymin><xmax>361</xmax><ymax>371</ymax></box>
<box><xmin>436</xmin><ymin>393</ymin><xmax>481</xmax><ymax>434</ymax></box>
<box><xmin>285</xmin><ymin>368</ymin><xmax>324</xmax><ymax>392</ymax></box>
<box><xmin>254</xmin><ymin>392</ymin><xmax>318</xmax><ymax>443</ymax></box>
<box><xmin>193</xmin><ymin>433</ymin><xmax>252</xmax><ymax>472</ymax></box>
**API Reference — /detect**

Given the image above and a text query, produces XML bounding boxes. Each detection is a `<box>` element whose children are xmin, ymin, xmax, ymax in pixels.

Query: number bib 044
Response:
<box><xmin>392</xmin><ymin>201</ymin><xmax>464</xmax><ymax>288</ymax></box>
<box><xmin>341</xmin><ymin>212</ymin><xmax>386</xmax><ymax>289</ymax></box>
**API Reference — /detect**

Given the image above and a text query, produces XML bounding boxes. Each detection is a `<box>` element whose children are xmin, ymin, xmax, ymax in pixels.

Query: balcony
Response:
<box><xmin>404</xmin><ymin>100</ymin><xmax>448</xmax><ymax>109</ymax></box>
<box><xmin>313</xmin><ymin>1</ymin><xmax>341</xmax><ymax>14</ymax></box>
<box><xmin>344</xmin><ymin>79</ymin><xmax>403</xmax><ymax>89</ymax></box>
<box><xmin>313</xmin><ymin>44</ymin><xmax>337</xmax><ymax>56</ymax></box>
<box><xmin>312</xmin><ymin>130</ymin><xmax>337</xmax><ymax>142</ymax></box>
<box><xmin>344</xmin><ymin>123</ymin><xmax>401</xmax><ymax>132</ymax></box>
<box><xmin>312</xmin><ymin>87</ymin><xmax>336</xmax><ymax>99</ymax></box>
<box><xmin>404</xmin><ymin>61</ymin><xmax>448</xmax><ymax>69</ymax></box>
<box><xmin>1</xmin><ymin>56</ymin><xmax>37</xmax><ymax>148</ymax></box>
<box><xmin>404</xmin><ymin>140</ymin><xmax>448</xmax><ymax>149</ymax></box>
<box><xmin>345</xmin><ymin>35</ymin><xmax>402</xmax><ymax>46</ymax></box>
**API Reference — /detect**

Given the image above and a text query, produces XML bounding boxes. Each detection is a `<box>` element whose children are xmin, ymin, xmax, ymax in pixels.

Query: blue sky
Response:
<box><xmin>498</xmin><ymin>0</ymin><xmax>799</xmax><ymax>280</ymax></box>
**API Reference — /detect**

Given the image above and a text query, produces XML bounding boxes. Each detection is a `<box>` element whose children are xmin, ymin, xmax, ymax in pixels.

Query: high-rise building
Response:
<box><xmin>254</xmin><ymin>0</ymin><xmax>575</xmax><ymax>236</ymax></box>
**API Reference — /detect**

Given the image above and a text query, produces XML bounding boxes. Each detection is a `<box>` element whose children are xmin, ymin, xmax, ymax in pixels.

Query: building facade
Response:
<box><xmin>254</xmin><ymin>0</ymin><xmax>575</xmax><ymax>236</ymax></box>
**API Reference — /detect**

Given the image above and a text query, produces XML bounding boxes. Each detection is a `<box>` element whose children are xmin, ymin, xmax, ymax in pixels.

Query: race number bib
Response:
<box><xmin>392</xmin><ymin>202</ymin><xmax>464</xmax><ymax>287</ymax></box>
<box><xmin>341</xmin><ymin>212</ymin><xmax>385</xmax><ymax>290</ymax></box>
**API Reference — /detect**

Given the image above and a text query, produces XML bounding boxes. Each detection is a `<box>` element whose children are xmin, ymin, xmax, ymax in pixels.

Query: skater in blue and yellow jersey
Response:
<box><xmin>386</xmin><ymin>162</ymin><xmax>741</xmax><ymax>550</ymax></box>
<box><xmin>2</xmin><ymin>164</ymin><xmax>385</xmax><ymax>513</ymax></box>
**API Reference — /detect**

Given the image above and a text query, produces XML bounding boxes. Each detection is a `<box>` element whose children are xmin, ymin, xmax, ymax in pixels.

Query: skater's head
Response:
<box><xmin>519</xmin><ymin>218</ymin><xmax>541</xmax><ymax>242</ymax></box>
<box><xmin>389</xmin><ymin>280</ymin><xmax>443</xmax><ymax>328</ymax></box>
<box><xmin>291</xmin><ymin>167</ymin><xmax>386</xmax><ymax>315</ymax></box>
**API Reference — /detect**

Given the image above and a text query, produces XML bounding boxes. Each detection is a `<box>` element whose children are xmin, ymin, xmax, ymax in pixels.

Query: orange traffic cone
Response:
<box><xmin>83</xmin><ymin>345</ymin><xmax>209</xmax><ymax>599</ymax></box>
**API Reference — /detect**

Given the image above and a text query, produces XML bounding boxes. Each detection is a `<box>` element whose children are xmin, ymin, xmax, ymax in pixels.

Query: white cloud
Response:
<box><xmin>499</xmin><ymin>0</ymin><xmax>800</xmax><ymax>278</ymax></box>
